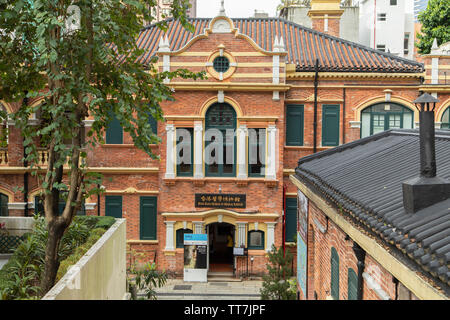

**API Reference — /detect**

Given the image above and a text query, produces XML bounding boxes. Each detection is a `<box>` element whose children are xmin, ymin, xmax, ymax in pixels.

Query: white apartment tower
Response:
<box><xmin>149</xmin><ymin>0</ymin><xmax>197</xmax><ymax>23</ymax></box>
<box><xmin>359</xmin><ymin>0</ymin><xmax>415</xmax><ymax>59</ymax></box>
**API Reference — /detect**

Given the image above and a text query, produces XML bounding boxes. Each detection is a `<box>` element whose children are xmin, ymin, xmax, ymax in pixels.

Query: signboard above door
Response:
<box><xmin>195</xmin><ymin>193</ymin><xmax>246</xmax><ymax>209</ymax></box>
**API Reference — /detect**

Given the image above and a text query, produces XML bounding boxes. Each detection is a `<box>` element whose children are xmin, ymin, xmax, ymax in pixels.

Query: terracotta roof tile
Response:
<box><xmin>138</xmin><ymin>17</ymin><xmax>424</xmax><ymax>73</ymax></box>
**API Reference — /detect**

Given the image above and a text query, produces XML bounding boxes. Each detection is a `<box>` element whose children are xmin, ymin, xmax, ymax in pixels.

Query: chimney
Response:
<box><xmin>402</xmin><ymin>93</ymin><xmax>450</xmax><ymax>213</ymax></box>
<box><xmin>307</xmin><ymin>0</ymin><xmax>344</xmax><ymax>37</ymax></box>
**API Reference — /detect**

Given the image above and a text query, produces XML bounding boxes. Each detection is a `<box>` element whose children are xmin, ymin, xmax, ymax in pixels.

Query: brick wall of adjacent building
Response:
<box><xmin>302</xmin><ymin>199</ymin><xmax>422</xmax><ymax>300</ymax></box>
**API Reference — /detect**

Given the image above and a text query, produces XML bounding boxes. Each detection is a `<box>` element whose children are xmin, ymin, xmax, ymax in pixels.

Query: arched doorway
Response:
<box><xmin>361</xmin><ymin>102</ymin><xmax>414</xmax><ymax>138</ymax></box>
<box><xmin>207</xmin><ymin>222</ymin><xmax>235</xmax><ymax>273</ymax></box>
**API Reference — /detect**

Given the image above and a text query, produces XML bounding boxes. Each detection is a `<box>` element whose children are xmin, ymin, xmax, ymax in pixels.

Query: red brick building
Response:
<box><xmin>1</xmin><ymin>2</ymin><xmax>449</xmax><ymax>280</ymax></box>
<box><xmin>291</xmin><ymin>126</ymin><xmax>450</xmax><ymax>300</ymax></box>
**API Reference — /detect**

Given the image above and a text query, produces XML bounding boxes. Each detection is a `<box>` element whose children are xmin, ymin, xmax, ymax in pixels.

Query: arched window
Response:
<box><xmin>0</xmin><ymin>193</ymin><xmax>8</xmax><ymax>216</ymax></box>
<box><xmin>361</xmin><ymin>103</ymin><xmax>413</xmax><ymax>138</ymax></box>
<box><xmin>347</xmin><ymin>268</ymin><xmax>358</xmax><ymax>300</ymax></box>
<box><xmin>331</xmin><ymin>247</ymin><xmax>340</xmax><ymax>300</ymax></box>
<box><xmin>441</xmin><ymin>107</ymin><xmax>450</xmax><ymax>130</ymax></box>
<box><xmin>176</xmin><ymin>228</ymin><xmax>193</xmax><ymax>248</ymax></box>
<box><xmin>105</xmin><ymin>112</ymin><xmax>123</xmax><ymax>144</ymax></box>
<box><xmin>248</xmin><ymin>230</ymin><xmax>264</xmax><ymax>250</ymax></box>
<box><xmin>205</xmin><ymin>103</ymin><xmax>236</xmax><ymax>177</ymax></box>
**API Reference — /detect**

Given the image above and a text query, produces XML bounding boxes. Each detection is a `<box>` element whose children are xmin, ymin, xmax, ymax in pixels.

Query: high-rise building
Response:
<box><xmin>148</xmin><ymin>0</ymin><xmax>197</xmax><ymax>24</ymax></box>
<box><xmin>357</xmin><ymin>0</ymin><xmax>415</xmax><ymax>59</ymax></box>
<box><xmin>280</xmin><ymin>0</ymin><xmax>417</xmax><ymax>60</ymax></box>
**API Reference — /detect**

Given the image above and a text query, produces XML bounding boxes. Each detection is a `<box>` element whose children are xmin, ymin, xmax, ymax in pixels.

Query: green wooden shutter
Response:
<box><xmin>286</xmin><ymin>105</ymin><xmax>304</xmax><ymax>146</ymax></box>
<box><xmin>331</xmin><ymin>247</ymin><xmax>340</xmax><ymax>299</ymax></box>
<box><xmin>0</xmin><ymin>193</ymin><xmax>8</xmax><ymax>216</ymax></box>
<box><xmin>176</xmin><ymin>128</ymin><xmax>193</xmax><ymax>177</ymax></box>
<box><xmin>140</xmin><ymin>196</ymin><xmax>157</xmax><ymax>240</ymax></box>
<box><xmin>285</xmin><ymin>197</ymin><xmax>297</xmax><ymax>242</ymax></box>
<box><xmin>148</xmin><ymin>113</ymin><xmax>158</xmax><ymax>136</ymax></box>
<box><xmin>105</xmin><ymin>196</ymin><xmax>122</xmax><ymax>218</ymax></box>
<box><xmin>176</xmin><ymin>228</ymin><xmax>193</xmax><ymax>248</ymax></box>
<box><xmin>106</xmin><ymin>114</ymin><xmax>123</xmax><ymax>144</ymax></box>
<box><xmin>348</xmin><ymin>268</ymin><xmax>358</xmax><ymax>300</ymax></box>
<box><xmin>322</xmin><ymin>105</ymin><xmax>340</xmax><ymax>146</ymax></box>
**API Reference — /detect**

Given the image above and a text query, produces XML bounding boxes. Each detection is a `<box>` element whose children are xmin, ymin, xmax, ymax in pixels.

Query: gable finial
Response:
<box><xmin>219</xmin><ymin>0</ymin><xmax>226</xmax><ymax>16</ymax></box>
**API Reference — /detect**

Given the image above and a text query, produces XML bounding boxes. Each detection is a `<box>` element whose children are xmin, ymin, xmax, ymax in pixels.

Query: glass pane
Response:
<box><xmin>361</xmin><ymin>113</ymin><xmax>371</xmax><ymax>138</ymax></box>
<box><xmin>442</xmin><ymin>108</ymin><xmax>450</xmax><ymax>129</ymax></box>
<box><xmin>403</xmin><ymin>112</ymin><xmax>413</xmax><ymax>129</ymax></box>
<box><xmin>388</xmin><ymin>114</ymin><xmax>401</xmax><ymax>129</ymax></box>
<box><xmin>249</xmin><ymin>232</ymin><xmax>262</xmax><ymax>247</ymax></box>
<box><xmin>372</xmin><ymin>114</ymin><xmax>385</xmax><ymax>134</ymax></box>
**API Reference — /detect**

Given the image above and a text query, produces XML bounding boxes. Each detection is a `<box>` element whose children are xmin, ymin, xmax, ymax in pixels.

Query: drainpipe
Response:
<box><xmin>282</xmin><ymin>184</ymin><xmax>286</xmax><ymax>256</ymax></box>
<box><xmin>313</xmin><ymin>59</ymin><xmax>319</xmax><ymax>154</ymax></box>
<box><xmin>342</xmin><ymin>88</ymin><xmax>346</xmax><ymax>145</ymax></box>
<box><xmin>353</xmin><ymin>243</ymin><xmax>366</xmax><ymax>300</ymax></box>
<box><xmin>97</xmin><ymin>184</ymin><xmax>101</xmax><ymax>216</ymax></box>
<box><xmin>23</xmin><ymin>93</ymin><xmax>29</xmax><ymax>217</ymax></box>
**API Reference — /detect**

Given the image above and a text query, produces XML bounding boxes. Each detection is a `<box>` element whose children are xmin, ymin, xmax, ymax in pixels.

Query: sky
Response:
<box><xmin>196</xmin><ymin>0</ymin><xmax>280</xmax><ymax>18</ymax></box>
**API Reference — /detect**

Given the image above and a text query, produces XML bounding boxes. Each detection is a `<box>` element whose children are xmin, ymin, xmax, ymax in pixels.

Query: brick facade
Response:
<box><xmin>1</xmin><ymin>9</ymin><xmax>449</xmax><ymax>285</ymax></box>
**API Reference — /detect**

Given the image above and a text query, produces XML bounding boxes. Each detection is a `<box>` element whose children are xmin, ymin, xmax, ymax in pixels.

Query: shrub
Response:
<box><xmin>0</xmin><ymin>215</ymin><xmax>115</xmax><ymax>300</ymax></box>
<box><xmin>260</xmin><ymin>244</ymin><xmax>297</xmax><ymax>300</ymax></box>
<box><xmin>56</xmin><ymin>228</ymin><xmax>106</xmax><ymax>282</ymax></box>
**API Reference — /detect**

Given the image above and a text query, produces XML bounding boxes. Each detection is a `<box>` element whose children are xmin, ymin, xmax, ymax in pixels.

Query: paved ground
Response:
<box><xmin>153</xmin><ymin>279</ymin><xmax>264</xmax><ymax>300</ymax></box>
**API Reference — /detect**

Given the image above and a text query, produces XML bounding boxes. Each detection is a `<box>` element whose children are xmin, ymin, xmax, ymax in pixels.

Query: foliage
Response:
<box><xmin>0</xmin><ymin>0</ymin><xmax>204</xmax><ymax>293</ymax></box>
<box><xmin>127</xmin><ymin>249</ymin><xmax>167</xmax><ymax>300</ymax></box>
<box><xmin>260</xmin><ymin>244</ymin><xmax>297</xmax><ymax>300</ymax></box>
<box><xmin>0</xmin><ymin>214</ymin><xmax>114</xmax><ymax>300</ymax></box>
<box><xmin>416</xmin><ymin>0</ymin><xmax>450</xmax><ymax>54</ymax></box>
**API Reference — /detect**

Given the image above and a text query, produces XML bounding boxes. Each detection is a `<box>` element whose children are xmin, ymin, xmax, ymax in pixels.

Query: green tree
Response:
<box><xmin>0</xmin><ymin>0</ymin><xmax>203</xmax><ymax>295</ymax></box>
<box><xmin>260</xmin><ymin>244</ymin><xmax>297</xmax><ymax>300</ymax></box>
<box><xmin>416</xmin><ymin>0</ymin><xmax>450</xmax><ymax>54</ymax></box>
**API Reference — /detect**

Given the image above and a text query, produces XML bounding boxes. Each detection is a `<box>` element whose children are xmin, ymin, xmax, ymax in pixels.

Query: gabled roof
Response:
<box><xmin>137</xmin><ymin>17</ymin><xmax>424</xmax><ymax>73</ymax></box>
<box><xmin>294</xmin><ymin>129</ymin><xmax>450</xmax><ymax>295</ymax></box>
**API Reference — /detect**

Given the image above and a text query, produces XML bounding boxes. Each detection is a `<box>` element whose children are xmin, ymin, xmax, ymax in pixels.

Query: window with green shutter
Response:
<box><xmin>176</xmin><ymin>128</ymin><xmax>193</xmax><ymax>177</ymax></box>
<box><xmin>331</xmin><ymin>247</ymin><xmax>340</xmax><ymax>300</ymax></box>
<box><xmin>285</xmin><ymin>197</ymin><xmax>297</xmax><ymax>242</ymax></box>
<box><xmin>286</xmin><ymin>105</ymin><xmax>304</xmax><ymax>146</ymax></box>
<box><xmin>105</xmin><ymin>113</ymin><xmax>123</xmax><ymax>144</ymax></box>
<box><xmin>35</xmin><ymin>195</ymin><xmax>86</xmax><ymax>216</ymax></box>
<box><xmin>0</xmin><ymin>193</ymin><xmax>8</xmax><ymax>216</ymax></box>
<box><xmin>348</xmin><ymin>268</ymin><xmax>358</xmax><ymax>300</ymax></box>
<box><xmin>322</xmin><ymin>105</ymin><xmax>340</xmax><ymax>146</ymax></box>
<box><xmin>176</xmin><ymin>228</ymin><xmax>193</xmax><ymax>248</ymax></box>
<box><xmin>140</xmin><ymin>196</ymin><xmax>157</xmax><ymax>240</ymax></box>
<box><xmin>248</xmin><ymin>128</ymin><xmax>266</xmax><ymax>177</ymax></box>
<box><xmin>441</xmin><ymin>107</ymin><xmax>450</xmax><ymax>130</ymax></box>
<box><xmin>105</xmin><ymin>196</ymin><xmax>122</xmax><ymax>218</ymax></box>
<box><xmin>148</xmin><ymin>113</ymin><xmax>158</xmax><ymax>136</ymax></box>
<box><xmin>248</xmin><ymin>230</ymin><xmax>264</xmax><ymax>250</ymax></box>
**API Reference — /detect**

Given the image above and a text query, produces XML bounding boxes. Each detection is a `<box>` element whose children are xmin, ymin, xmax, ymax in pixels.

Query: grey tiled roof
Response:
<box><xmin>295</xmin><ymin>129</ymin><xmax>450</xmax><ymax>295</ymax></box>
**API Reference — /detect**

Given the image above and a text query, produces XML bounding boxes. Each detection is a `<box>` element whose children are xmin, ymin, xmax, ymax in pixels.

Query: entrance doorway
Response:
<box><xmin>207</xmin><ymin>222</ymin><xmax>235</xmax><ymax>273</ymax></box>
